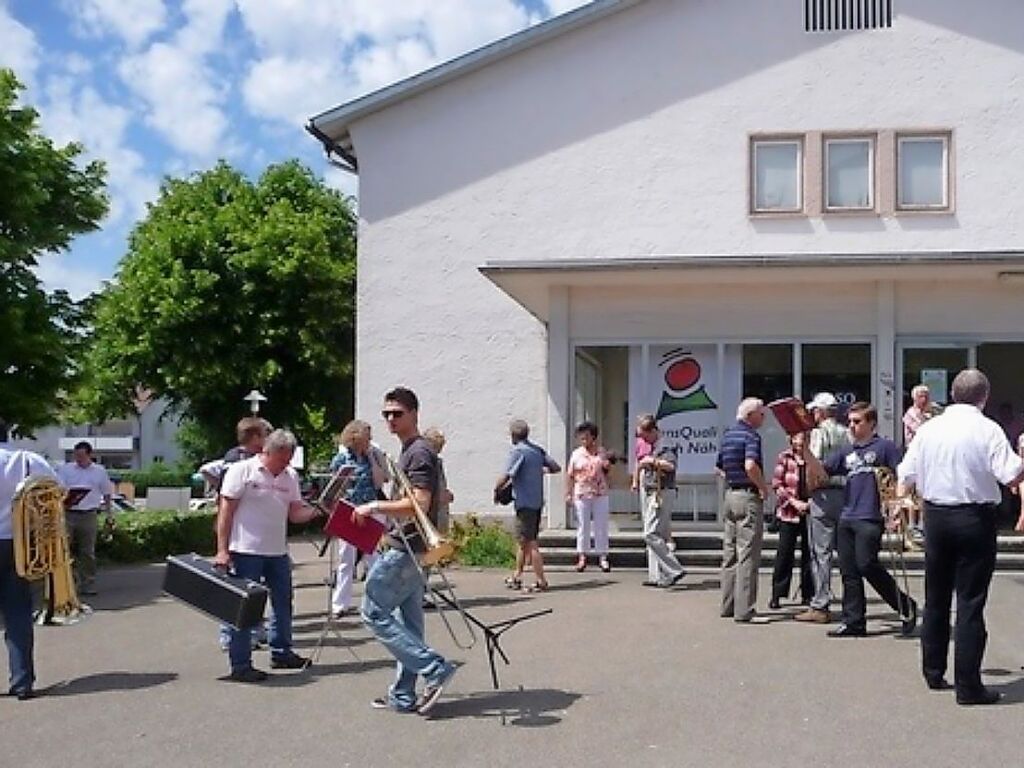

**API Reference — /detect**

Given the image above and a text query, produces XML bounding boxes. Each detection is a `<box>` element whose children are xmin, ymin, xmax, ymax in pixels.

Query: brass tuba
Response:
<box><xmin>13</xmin><ymin>475</ymin><xmax>84</xmax><ymax>622</ymax></box>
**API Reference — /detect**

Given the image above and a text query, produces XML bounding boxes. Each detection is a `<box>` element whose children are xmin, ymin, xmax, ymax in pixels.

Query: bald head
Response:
<box><xmin>950</xmin><ymin>368</ymin><xmax>990</xmax><ymax>408</ymax></box>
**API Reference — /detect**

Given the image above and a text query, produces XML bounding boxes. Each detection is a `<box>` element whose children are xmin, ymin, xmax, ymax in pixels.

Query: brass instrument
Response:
<box><xmin>384</xmin><ymin>453</ymin><xmax>475</xmax><ymax>649</ymax></box>
<box><xmin>874</xmin><ymin>467</ymin><xmax>915</xmax><ymax>620</ymax></box>
<box><xmin>13</xmin><ymin>475</ymin><xmax>86</xmax><ymax>623</ymax></box>
<box><xmin>384</xmin><ymin>453</ymin><xmax>455</xmax><ymax>567</ymax></box>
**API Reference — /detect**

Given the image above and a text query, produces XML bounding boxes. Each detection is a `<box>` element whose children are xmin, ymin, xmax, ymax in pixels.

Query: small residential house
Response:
<box><xmin>308</xmin><ymin>0</ymin><xmax>1024</xmax><ymax>529</ymax></box>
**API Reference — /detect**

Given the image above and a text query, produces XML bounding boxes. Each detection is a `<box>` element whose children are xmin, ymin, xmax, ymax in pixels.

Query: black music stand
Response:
<box><xmin>428</xmin><ymin>588</ymin><xmax>552</xmax><ymax>690</ymax></box>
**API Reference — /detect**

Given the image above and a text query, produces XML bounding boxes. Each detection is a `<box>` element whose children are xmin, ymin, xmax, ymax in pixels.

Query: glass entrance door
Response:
<box><xmin>900</xmin><ymin>345</ymin><xmax>974</xmax><ymax>414</ymax></box>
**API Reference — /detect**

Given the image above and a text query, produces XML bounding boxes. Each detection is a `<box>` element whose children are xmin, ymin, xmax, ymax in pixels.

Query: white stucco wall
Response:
<box><xmin>346</xmin><ymin>0</ymin><xmax>1024</xmax><ymax>516</ymax></box>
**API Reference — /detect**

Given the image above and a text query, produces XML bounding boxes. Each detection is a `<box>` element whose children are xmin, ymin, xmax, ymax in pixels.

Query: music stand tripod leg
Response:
<box><xmin>309</xmin><ymin>537</ymin><xmax>360</xmax><ymax>667</ymax></box>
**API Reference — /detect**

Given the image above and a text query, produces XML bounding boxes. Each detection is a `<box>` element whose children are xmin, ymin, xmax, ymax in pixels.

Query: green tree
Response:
<box><xmin>75</xmin><ymin>160</ymin><xmax>357</xmax><ymax>459</ymax></box>
<box><xmin>0</xmin><ymin>69</ymin><xmax>108</xmax><ymax>433</ymax></box>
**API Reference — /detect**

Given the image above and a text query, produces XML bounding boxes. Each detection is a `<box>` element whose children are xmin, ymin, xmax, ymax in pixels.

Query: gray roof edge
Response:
<box><xmin>308</xmin><ymin>0</ymin><xmax>644</xmax><ymax>143</ymax></box>
<box><xmin>478</xmin><ymin>249</ymin><xmax>1024</xmax><ymax>273</ymax></box>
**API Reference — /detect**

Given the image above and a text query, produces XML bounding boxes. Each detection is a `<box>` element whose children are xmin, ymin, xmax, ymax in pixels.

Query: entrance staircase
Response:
<box><xmin>538</xmin><ymin>514</ymin><xmax>1024</xmax><ymax>571</ymax></box>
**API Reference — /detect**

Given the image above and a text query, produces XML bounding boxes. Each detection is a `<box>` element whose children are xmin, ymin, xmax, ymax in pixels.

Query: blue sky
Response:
<box><xmin>0</xmin><ymin>0</ymin><xmax>586</xmax><ymax>298</ymax></box>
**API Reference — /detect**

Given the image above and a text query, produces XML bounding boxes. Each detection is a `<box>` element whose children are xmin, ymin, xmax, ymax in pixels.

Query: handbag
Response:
<box><xmin>494</xmin><ymin>480</ymin><xmax>514</xmax><ymax>506</ymax></box>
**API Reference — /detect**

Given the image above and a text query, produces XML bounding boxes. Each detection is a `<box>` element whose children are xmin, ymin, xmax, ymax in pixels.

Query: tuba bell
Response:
<box><xmin>13</xmin><ymin>475</ymin><xmax>85</xmax><ymax>622</ymax></box>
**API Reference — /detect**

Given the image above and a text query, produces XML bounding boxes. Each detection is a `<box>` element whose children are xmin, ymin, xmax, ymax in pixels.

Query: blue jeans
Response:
<box><xmin>362</xmin><ymin>548</ymin><xmax>448</xmax><ymax>711</ymax></box>
<box><xmin>227</xmin><ymin>553</ymin><xmax>293</xmax><ymax>672</ymax></box>
<box><xmin>0</xmin><ymin>539</ymin><xmax>34</xmax><ymax>693</ymax></box>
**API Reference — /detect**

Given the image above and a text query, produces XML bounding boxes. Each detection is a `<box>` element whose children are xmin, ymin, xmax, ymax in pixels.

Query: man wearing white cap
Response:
<box><xmin>795</xmin><ymin>393</ymin><xmax>849</xmax><ymax>624</ymax></box>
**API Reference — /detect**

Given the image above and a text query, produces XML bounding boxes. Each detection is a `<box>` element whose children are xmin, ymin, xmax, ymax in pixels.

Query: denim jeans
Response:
<box><xmin>361</xmin><ymin>548</ymin><xmax>449</xmax><ymax>711</ymax></box>
<box><xmin>227</xmin><ymin>553</ymin><xmax>293</xmax><ymax>672</ymax></box>
<box><xmin>0</xmin><ymin>539</ymin><xmax>34</xmax><ymax>693</ymax></box>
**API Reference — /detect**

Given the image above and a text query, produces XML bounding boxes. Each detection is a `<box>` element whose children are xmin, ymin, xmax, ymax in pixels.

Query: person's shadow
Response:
<box><xmin>982</xmin><ymin>668</ymin><xmax>1024</xmax><ymax>705</ymax></box>
<box><xmin>40</xmin><ymin>671</ymin><xmax>178</xmax><ymax>696</ymax></box>
<box><xmin>422</xmin><ymin>686</ymin><xmax>581</xmax><ymax>725</ymax></box>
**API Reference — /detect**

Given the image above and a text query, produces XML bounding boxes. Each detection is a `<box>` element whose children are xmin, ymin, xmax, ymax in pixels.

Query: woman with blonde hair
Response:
<box><xmin>329</xmin><ymin>419</ymin><xmax>388</xmax><ymax>617</ymax></box>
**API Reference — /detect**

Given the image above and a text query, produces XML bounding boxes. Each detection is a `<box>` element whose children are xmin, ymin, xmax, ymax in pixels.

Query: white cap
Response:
<box><xmin>806</xmin><ymin>392</ymin><xmax>837</xmax><ymax>411</ymax></box>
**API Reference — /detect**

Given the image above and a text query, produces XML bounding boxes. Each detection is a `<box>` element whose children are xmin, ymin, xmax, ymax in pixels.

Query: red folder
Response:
<box><xmin>767</xmin><ymin>397</ymin><xmax>816</xmax><ymax>436</ymax></box>
<box><xmin>323</xmin><ymin>498</ymin><xmax>386</xmax><ymax>554</ymax></box>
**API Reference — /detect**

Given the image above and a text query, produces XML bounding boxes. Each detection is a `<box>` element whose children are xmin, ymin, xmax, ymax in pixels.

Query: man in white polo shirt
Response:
<box><xmin>898</xmin><ymin>368</ymin><xmax>1024</xmax><ymax>705</ymax></box>
<box><xmin>215</xmin><ymin>429</ymin><xmax>320</xmax><ymax>682</ymax></box>
<box><xmin>56</xmin><ymin>441</ymin><xmax>113</xmax><ymax>596</ymax></box>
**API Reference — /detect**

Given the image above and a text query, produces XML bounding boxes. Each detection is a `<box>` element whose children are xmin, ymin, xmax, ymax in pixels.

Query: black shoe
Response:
<box><xmin>956</xmin><ymin>688</ymin><xmax>1001</xmax><ymax>706</ymax></box>
<box><xmin>8</xmin><ymin>688</ymin><xmax>35</xmax><ymax>700</ymax></box>
<box><xmin>768</xmin><ymin>598</ymin><xmax>781</xmax><ymax>610</ymax></box>
<box><xmin>371</xmin><ymin>697</ymin><xmax>418</xmax><ymax>713</ymax></box>
<box><xmin>827</xmin><ymin>623</ymin><xmax>866</xmax><ymax>638</ymax></box>
<box><xmin>926</xmin><ymin>677</ymin><xmax>951</xmax><ymax>691</ymax></box>
<box><xmin>642</xmin><ymin>580</ymin><xmax>660</xmax><ymax>587</ymax></box>
<box><xmin>900</xmin><ymin>600</ymin><xmax>918</xmax><ymax>636</ymax></box>
<box><xmin>228</xmin><ymin>667</ymin><xmax>268</xmax><ymax>683</ymax></box>
<box><xmin>667</xmin><ymin>570</ymin><xmax>686</xmax><ymax>587</ymax></box>
<box><xmin>270</xmin><ymin>653</ymin><xmax>310</xmax><ymax>670</ymax></box>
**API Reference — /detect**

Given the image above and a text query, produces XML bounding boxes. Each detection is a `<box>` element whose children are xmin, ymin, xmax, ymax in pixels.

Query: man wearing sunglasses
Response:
<box><xmin>805</xmin><ymin>401</ymin><xmax>917</xmax><ymax>638</ymax></box>
<box><xmin>354</xmin><ymin>386</ymin><xmax>457</xmax><ymax>716</ymax></box>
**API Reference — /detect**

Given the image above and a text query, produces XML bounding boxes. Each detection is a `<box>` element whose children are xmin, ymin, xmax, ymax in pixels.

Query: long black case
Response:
<box><xmin>163</xmin><ymin>553</ymin><xmax>268</xmax><ymax>630</ymax></box>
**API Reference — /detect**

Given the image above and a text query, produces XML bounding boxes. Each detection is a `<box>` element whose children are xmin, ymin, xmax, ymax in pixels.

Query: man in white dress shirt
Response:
<box><xmin>898</xmin><ymin>369</ymin><xmax>1024</xmax><ymax>705</ymax></box>
<box><xmin>56</xmin><ymin>442</ymin><xmax>113</xmax><ymax>596</ymax></box>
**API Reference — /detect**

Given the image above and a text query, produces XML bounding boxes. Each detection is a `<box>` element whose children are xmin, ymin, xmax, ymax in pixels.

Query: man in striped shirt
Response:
<box><xmin>716</xmin><ymin>398</ymin><xmax>770</xmax><ymax>623</ymax></box>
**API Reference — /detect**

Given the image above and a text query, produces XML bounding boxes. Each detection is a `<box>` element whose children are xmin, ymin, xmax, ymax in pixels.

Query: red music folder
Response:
<box><xmin>767</xmin><ymin>397</ymin><xmax>816</xmax><ymax>436</ymax></box>
<box><xmin>323</xmin><ymin>498</ymin><xmax>386</xmax><ymax>554</ymax></box>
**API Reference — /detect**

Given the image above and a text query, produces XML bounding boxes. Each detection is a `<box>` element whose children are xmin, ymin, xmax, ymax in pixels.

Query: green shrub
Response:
<box><xmin>450</xmin><ymin>514</ymin><xmax>517</xmax><ymax>568</ymax></box>
<box><xmin>98</xmin><ymin>509</ymin><xmax>217</xmax><ymax>563</ymax></box>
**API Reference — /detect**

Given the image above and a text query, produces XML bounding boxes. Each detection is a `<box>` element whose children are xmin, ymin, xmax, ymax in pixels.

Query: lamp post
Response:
<box><xmin>243</xmin><ymin>389</ymin><xmax>267</xmax><ymax>415</ymax></box>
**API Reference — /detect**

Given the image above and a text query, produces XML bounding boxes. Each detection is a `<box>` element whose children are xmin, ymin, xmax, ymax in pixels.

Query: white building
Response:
<box><xmin>308</xmin><ymin>0</ymin><xmax>1024</xmax><ymax>529</ymax></box>
<box><xmin>11</xmin><ymin>396</ymin><xmax>182</xmax><ymax>469</ymax></box>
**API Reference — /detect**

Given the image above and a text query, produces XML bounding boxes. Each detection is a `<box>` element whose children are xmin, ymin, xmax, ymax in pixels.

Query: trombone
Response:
<box><xmin>384</xmin><ymin>453</ymin><xmax>477</xmax><ymax>650</ymax></box>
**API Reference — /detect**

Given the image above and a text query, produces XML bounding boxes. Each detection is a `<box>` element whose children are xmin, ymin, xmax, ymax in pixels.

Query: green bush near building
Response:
<box><xmin>98</xmin><ymin>510</ymin><xmax>216</xmax><ymax>563</ymax></box>
<box><xmin>111</xmin><ymin>465</ymin><xmax>201</xmax><ymax>498</ymax></box>
<box><xmin>450</xmin><ymin>514</ymin><xmax>517</xmax><ymax>568</ymax></box>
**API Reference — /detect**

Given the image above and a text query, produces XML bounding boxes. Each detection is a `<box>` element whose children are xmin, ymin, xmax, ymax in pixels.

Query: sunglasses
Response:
<box><xmin>382</xmin><ymin>409</ymin><xmax>407</xmax><ymax>420</ymax></box>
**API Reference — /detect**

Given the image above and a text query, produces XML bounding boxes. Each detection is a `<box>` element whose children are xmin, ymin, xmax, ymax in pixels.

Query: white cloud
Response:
<box><xmin>0</xmin><ymin>2</ymin><xmax>41</xmax><ymax>86</ymax></box>
<box><xmin>117</xmin><ymin>0</ymin><xmax>235</xmax><ymax>161</ymax></box>
<box><xmin>39</xmin><ymin>77</ymin><xmax>159</xmax><ymax>229</ymax></box>
<box><xmin>545</xmin><ymin>0</ymin><xmax>590</xmax><ymax>15</ymax></box>
<box><xmin>64</xmin><ymin>0</ymin><xmax>168</xmax><ymax>49</ymax></box>
<box><xmin>237</xmin><ymin>0</ymin><xmax>540</xmax><ymax>129</ymax></box>
<box><xmin>34</xmin><ymin>252</ymin><xmax>109</xmax><ymax>300</ymax></box>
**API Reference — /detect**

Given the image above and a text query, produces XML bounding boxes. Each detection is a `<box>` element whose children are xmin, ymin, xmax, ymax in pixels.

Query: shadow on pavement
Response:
<box><xmin>222</xmin><ymin>658</ymin><xmax>395</xmax><ymax>688</ymax></box>
<box><xmin>425</xmin><ymin>687</ymin><xmax>582</xmax><ymax>725</ymax></box>
<box><xmin>42</xmin><ymin>671</ymin><xmax>178</xmax><ymax>696</ymax></box>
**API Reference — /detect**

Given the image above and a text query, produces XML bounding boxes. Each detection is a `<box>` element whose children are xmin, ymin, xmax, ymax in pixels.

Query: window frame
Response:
<box><xmin>749</xmin><ymin>136</ymin><xmax>804</xmax><ymax>215</ymax></box>
<box><xmin>896</xmin><ymin>132</ymin><xmax>951</xmax><ymax>212</ymax></box>
<box><xmin>823</xmin><ymin>134</ymin><xmax>877</xmax><ymax>213</ymax></box>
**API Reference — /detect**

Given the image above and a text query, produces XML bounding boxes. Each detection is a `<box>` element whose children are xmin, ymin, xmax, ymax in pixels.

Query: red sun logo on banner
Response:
<box><xmin>656</xmin><ymin>349</ymin><xmax>717</xmax><ymax>419</ymax></box>
<box><xmin>664</xmin><ymin>358</ymin><xmax>701</xmax><ymax>392</ymax></box>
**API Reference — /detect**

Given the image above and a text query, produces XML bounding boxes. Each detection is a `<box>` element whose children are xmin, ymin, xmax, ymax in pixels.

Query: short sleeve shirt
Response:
<box><xmin>505</xmin><ymin>440</ymin><xmax>557</xmax><ymax>511</ymax></box>
<box><xmin>0</xmin><ymin>446</ymin><xmax>56</xmax><ymax>539</ymax></box>
<box><xmin>329</xmin><ymin>447</ymin><xmax>377</xmax><ymax>505</ymax></box>
<box><xmin>824</xmin><ymin>435</ymin><xmax>901</xmax><ymax>521</ymax></box>
<box><xmin>386</xmin><ymin>435</ymin><xmax>439</xmax><ymax>551</ymax></box>
<box><xmin>56</xmin><ymin>462</ymin><xmax>113</xmax><ymax>510</ymax></box>
<box><xmin>716</xmin><ymin>421</ymin><xmax>762</xmax><ymax>488</ymax></box>
<box><xmin>568</xmin><ymin>447</ymin><xmax>609</xmax><ymax>499</ymax></box>
<box><xmin>641</xmin><ymin>443</ymin><xmax>678</xmax><ymax>492</ymax></box>
<box><xmin>220</xmin><ymin>456</ymin><xmax>301</xmax><ymax>556</ymax></box>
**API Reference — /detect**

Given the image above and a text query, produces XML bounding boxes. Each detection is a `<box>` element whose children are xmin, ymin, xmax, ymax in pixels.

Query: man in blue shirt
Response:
<box><xmin>716</xmin><ymin>398</ymin><xmax>770</xmax><ymax>622</ymax></box>
<box><xmin>810</xmin><ymin>402</ymin><xmax>917</xmax><ymax>638</ymax></box>
<box><xmin>496</xmin><ymin>420</ymin><xmax>560</xmax><ymax>592</ymax></box>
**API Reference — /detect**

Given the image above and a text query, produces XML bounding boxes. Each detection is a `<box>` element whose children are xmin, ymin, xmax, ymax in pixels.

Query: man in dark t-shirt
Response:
<box><xmin>809</xmin><ymin>401</ymin><xmax>916</xmax><ymax>638</ymax></box>
<box><xmin>353</xmin><ymin>387</ymin><xmax>456</xmax><ymax>716</ymax></box>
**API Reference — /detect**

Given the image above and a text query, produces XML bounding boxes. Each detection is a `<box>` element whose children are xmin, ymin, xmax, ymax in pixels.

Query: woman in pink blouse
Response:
<box><xmin>566</xmin><ymin>421</ymin><xmax>612</xmax><ymax>572</ymax></box>
<box><xmin>769</xmin><ymin>431</ymin><xmax>814</xmax><ymax>609</ymax></box>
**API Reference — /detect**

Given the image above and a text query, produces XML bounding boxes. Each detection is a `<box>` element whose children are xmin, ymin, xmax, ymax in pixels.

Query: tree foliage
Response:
<box><xmin>75</xmin><ymin>160</ymin><xmax>357</xmax><ymax>459</ymax></box>
<box><xmin>0</xmin><ymin>69</ymin><xmax>108</xmax><ymax>433</ymax></box>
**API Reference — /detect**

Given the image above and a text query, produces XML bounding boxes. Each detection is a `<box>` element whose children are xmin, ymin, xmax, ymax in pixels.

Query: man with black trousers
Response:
<box><xmin>898</xmin><ymin>369</ymin><xmax>1024</xmax><ymax>705</ymax></box>
<box><xmin>806</xmin><ymin>401</ymin><xmax>917</xmax><ymax>638</ymax></box>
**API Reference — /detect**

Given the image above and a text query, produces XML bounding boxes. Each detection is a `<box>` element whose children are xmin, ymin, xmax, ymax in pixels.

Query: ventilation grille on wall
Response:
<box><xmin>804</xmin><ymin>0</ymin><xmax>892</xmax><ymax>32</ymax></box>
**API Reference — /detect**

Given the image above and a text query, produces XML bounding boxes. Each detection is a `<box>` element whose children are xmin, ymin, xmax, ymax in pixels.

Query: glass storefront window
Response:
<box><xmin>742</xmin><ymin>344</ymin><xmax>793</xmax><ymax>403</ymax></box>
<box><xmin>802</xmin><ymin>343</ymin><xmax>872</xmax><ymax>417</ymax></box>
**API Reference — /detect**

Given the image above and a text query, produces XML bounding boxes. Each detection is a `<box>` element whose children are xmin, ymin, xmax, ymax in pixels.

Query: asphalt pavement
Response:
<box><xmin>2</xmin><ymin>540</ymin><xmax>1023</xmax><ymax>768</ymax></box>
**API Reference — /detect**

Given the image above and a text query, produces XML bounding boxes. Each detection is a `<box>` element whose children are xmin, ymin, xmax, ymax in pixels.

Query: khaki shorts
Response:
<box><xmin>515</xmin><ymin>507</ymin><xmax>541</xmax><ymax>542</ymax></box>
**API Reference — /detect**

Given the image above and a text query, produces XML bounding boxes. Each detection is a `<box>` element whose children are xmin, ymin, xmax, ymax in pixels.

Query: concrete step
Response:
<box><xmin>538</xmin><ymin>531</ymin><xmax>1024</xmax><ymax>571</ymax></box>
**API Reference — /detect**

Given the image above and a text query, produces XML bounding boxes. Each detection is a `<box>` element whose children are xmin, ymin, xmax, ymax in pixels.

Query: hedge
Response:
<box><xmin>98</xmin><ymin>510</ymin><xmax>217</xmax><ymax>563</ymax></box>
<box><xmin>110</xmin><ymin>467</ymin><xmax>202</xmax><ymax>497</ymax></box>
<box><xmin>450</xmin><ymin>515</ymin><xmax>517</xmax><ymax>568</ymax></box>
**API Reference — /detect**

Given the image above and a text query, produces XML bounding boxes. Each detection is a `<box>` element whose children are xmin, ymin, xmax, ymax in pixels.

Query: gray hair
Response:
<box><xmin>951</xmin><ymin>368</ymin><xmax>990</xmax><ymax>407</ymax></box>
<box><xmin>509</xmin><ymin>419</ymin><xmax>529</xmax><ymax>442</ymax></box>
<box><xmin>910</xmin><ymin>384</ymin><xmax>930</xmax><ymax>399</ymax></box>
<box><xmin>736</xmin><ymin>397</ymin><xmax>764</xmax><ymax>421</ymax></box>
<box><xmin>264</xmin><ymin>428</ymin><xmax>298</xmax><ymax>455</ymax></box>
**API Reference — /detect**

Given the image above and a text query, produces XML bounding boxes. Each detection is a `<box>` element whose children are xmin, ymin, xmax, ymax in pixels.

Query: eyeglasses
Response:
<box><xmin>382</xmin><ymin>409</ymin><xmax>407</xmax><ymax>420</ymax></box>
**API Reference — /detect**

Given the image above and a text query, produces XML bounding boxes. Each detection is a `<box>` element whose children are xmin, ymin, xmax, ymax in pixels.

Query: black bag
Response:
<box><xmin>494</xmin><ymin>481</ymin><xmax>514</xmax><ymax>506</ymax></box>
